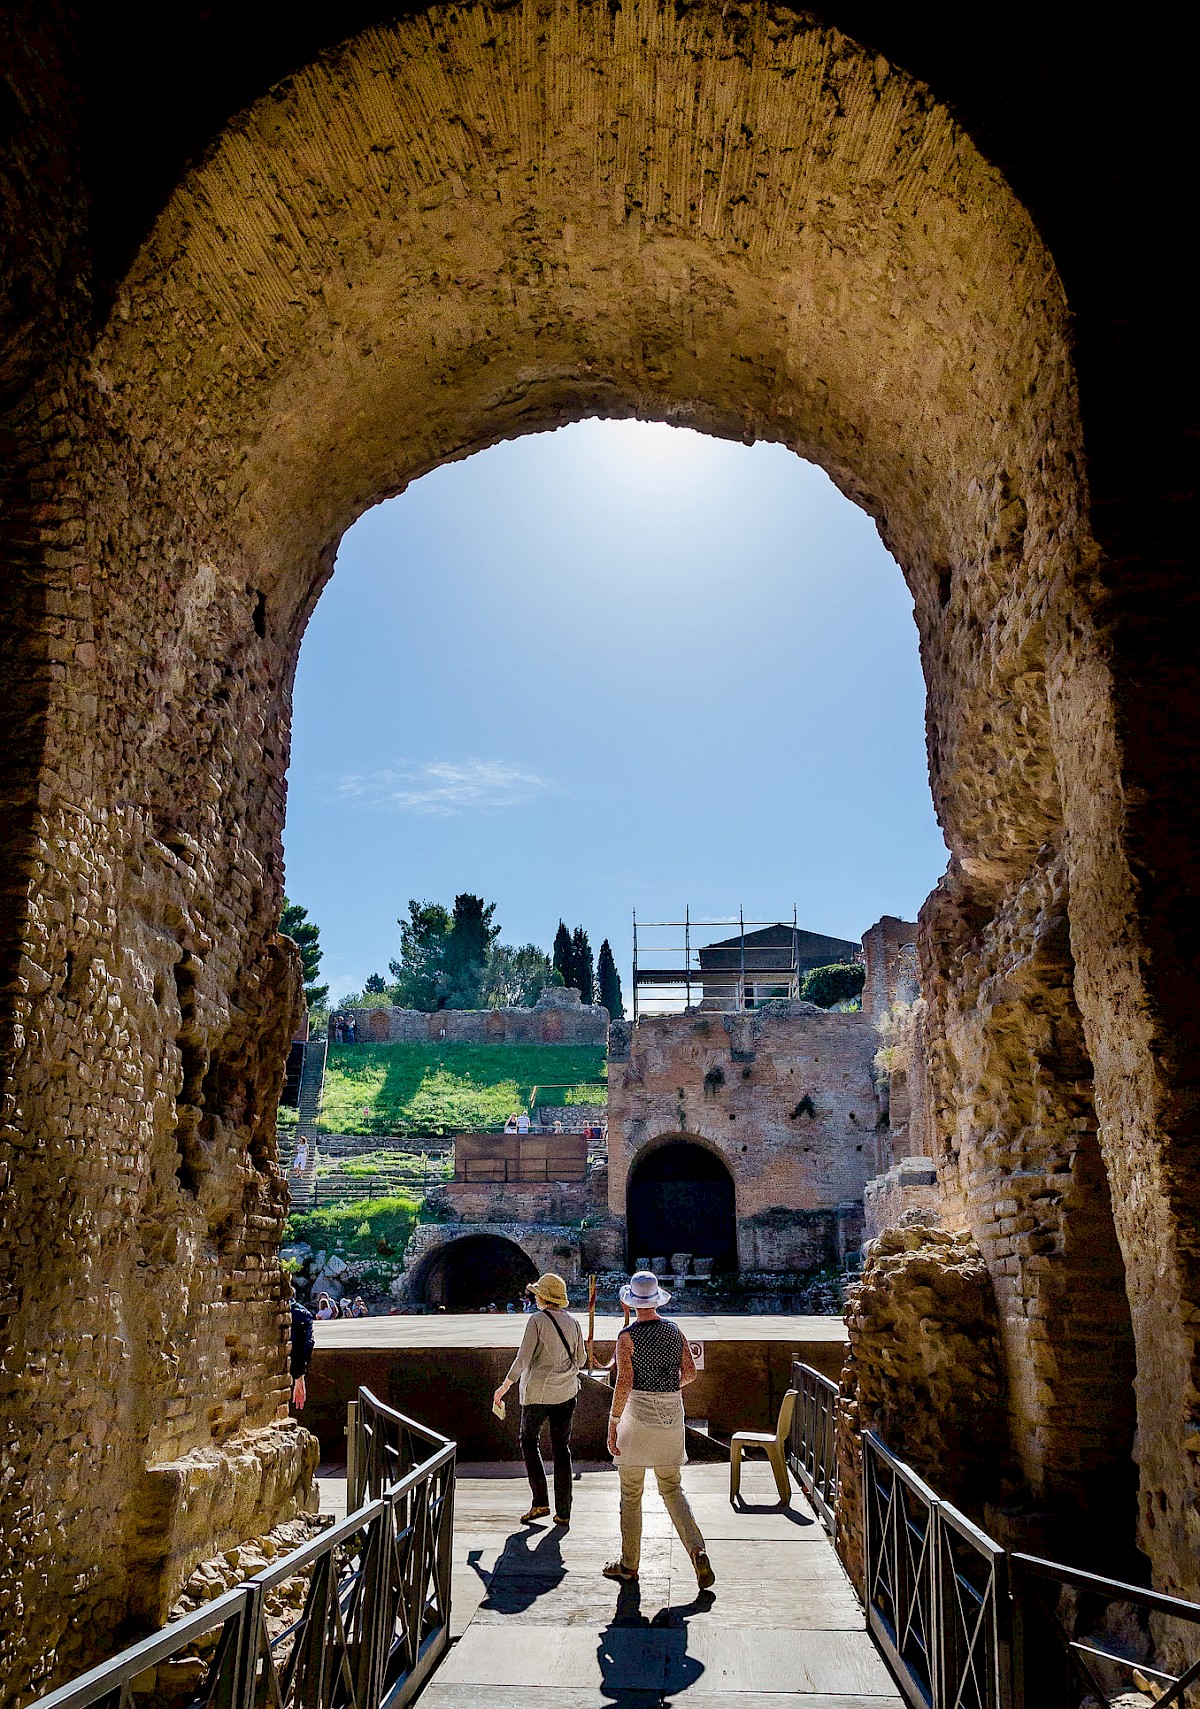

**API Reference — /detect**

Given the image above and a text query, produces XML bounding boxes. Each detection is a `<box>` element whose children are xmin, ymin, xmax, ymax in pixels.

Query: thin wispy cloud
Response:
<box><xmin>335</xmin><ymin>758</ymin><xmax>555</xmax><ymax>816</ymax></box>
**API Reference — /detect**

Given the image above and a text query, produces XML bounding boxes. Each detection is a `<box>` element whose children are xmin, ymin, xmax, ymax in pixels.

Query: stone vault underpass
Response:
<box><xmin>0</xmin><ymin>1</ymin><xmax>1196</xmax><ymax>1702</ymax></box>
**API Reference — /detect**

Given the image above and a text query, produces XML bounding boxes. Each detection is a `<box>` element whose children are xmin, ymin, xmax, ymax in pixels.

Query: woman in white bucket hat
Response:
<box><xmin>602</xmin><ymin>1271</ymin><xmax>715</xmax><ymax>1589</ymax></box>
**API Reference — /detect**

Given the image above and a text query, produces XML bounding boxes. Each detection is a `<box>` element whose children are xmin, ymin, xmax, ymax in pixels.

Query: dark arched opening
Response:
<box><xmin>627</xmin><ymin>1142</ymin><xmax>737</xmax><ymax>1272</ymax></box>
<box><xmin>417</xmin><ymin>1234</ymin><xmax>538</xmax><ymax>1312</ymax></box>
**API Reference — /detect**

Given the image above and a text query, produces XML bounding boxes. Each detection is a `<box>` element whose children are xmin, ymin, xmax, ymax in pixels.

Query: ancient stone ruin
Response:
<box><xmin>0</xmin><ymin>3</ymin><xmax>1194</xmax><ymax>1701</ymax></box>
<box><xmin>343</xmin><ymin>984</ymin><xmax>609</xmax><ymax>1045</ymax></box>
<box><xmin>606</xmin><ymin>1005</ymin><xmax>872</xmax><ymax>1275</ymax></box>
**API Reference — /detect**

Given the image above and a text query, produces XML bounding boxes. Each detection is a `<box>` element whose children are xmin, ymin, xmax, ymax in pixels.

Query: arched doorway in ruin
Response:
<box><xmin>412</xmin><ymin>1232</ymin><xmax>538</xmax><ymax>1313</ymax></box>
<box><xmin>627</xmin><ymin>1141</ymin><xmax>737</xmax><ymax>1275</ymax></box>
<box><xmin>7</xmin><ymin>4</ymin><xmax>1188</xmax><ymax>1691</ymax></box>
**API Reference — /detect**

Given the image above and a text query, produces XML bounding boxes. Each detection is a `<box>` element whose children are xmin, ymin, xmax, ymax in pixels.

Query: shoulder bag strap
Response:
<box><xmin>543</xmin><ymin>1309</ymin><xmax>573</xmax><ymax>1356</ymax></box>
<box><xmin>542</xmin><ymin>1309</ymin><xmax>577</xmax><ymax>1371</ymax></box>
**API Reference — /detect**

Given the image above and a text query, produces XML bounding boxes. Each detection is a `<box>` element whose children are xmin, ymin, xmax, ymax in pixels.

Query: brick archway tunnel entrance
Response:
<box><xmin>1</xmin><ymin>1</ymin><xmax>1197</xmax><ymax>1693</ymax></box>
<box><xmin>627</xmin><ymin>1141</ymin><xmax>737</xmax><ymax>1275</ymax></box>
<box><xmin>414</xmin><ymin>1234</ymin><xmax>539</xmax><ymax>1313</ymax></box>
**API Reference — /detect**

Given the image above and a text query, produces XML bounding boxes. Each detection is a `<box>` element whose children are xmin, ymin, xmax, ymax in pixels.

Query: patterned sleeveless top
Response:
<box><xmin>620</xmin><ymin>1317</ymin><xmax>684</xmax><ymax>1393</ymax></box>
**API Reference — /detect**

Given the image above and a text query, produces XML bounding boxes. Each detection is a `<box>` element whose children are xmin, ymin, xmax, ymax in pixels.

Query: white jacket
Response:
<box><xmin>505</xmin><ymin>1308</ymin><xmax>586</xmax><ymax>1405</ymax></box>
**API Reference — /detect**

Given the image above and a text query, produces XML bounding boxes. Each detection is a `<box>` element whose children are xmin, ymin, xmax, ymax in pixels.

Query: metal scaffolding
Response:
<box><xmin>631</xmin><ymin>906</ymin><xmax>801</xmax><ymax>1019</ymax></box>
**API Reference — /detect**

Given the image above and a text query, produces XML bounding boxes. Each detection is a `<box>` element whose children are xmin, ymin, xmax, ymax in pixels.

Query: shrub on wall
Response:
<box><xmin>800</xmin><ymin>962</ymin><xmax>866</xmax><ymax>1008</ymax></box>
<box><xmin>285</xmin><ymin>1193</ymin><xmax>422</xmax><ymax>1257</ymax></box>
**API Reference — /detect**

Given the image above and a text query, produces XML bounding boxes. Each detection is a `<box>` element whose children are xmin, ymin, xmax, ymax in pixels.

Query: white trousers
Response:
<box><xmin>618</xmin><ymin>1464</ymin><xmax>704</xmax><ymax>1571</ymax></box>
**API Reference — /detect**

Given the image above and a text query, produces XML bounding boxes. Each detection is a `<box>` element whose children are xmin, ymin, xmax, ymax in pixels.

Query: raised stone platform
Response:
<box><xmin>307</xmin><ymin>1315</ymin><xmax>848</xmax><ymax>1461</ymax></box>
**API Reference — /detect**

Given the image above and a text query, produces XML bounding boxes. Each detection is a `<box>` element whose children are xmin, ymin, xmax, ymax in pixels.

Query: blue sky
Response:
<box><xmin>282</xmin><ymin>421</ymin><xmax>947</xmax><ymax>1002</ymax></box>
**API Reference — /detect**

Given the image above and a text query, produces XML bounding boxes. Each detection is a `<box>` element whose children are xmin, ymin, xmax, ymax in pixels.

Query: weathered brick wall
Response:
<box><xmin>863</xmin><ymin>1160</ymin><xmax>941</xmax><ymax>1241</ymax></box>
<box><xmin>1</xmin><ymin>2</ymin><xmax>1198</xmax><ymax>1694</ymax></box>
<box><xmin>439</xmin><ymin>1178</ymin><xmax>593</xmax><ymax>1225</ymax></box>
<box><xmin>861</xmin><ymin>917</ymin><xmax>920</xmax><ymax>1027</ymax></box>
<box><xmin>607</xmin><ymin>1007</ymin><xmax>876</xmax><ymax>1269</ymax></box>
<box><xmin>920</xmin><ymin>849</ymin><xmax>1139</xmax><ymax>1553</ymax></box>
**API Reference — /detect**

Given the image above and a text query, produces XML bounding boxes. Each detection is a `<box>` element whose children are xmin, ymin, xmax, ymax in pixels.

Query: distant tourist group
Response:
<box><xmin>493</xmin><ymin>1269</ymin><xmax>716</xmax><ymax>1591</ymax></box>
<box><xmin>329</xmin><ymin>1013</ymin><xmax>358</xmax><ymax>1043</ymax></box>
<box><xmin>504</xmin><ymin>1111</ymin><xmax>606</xmax><ymax>1139</ymax></box>
<box><xmin>314</xmin><ymin>1292</ymin><xmax>368</xmax><ymax>1319</ymax></box>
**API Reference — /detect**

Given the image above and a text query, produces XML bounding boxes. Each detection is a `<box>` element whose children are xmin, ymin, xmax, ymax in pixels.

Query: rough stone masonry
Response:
<box><xmin>606</xmin><ymin>1006</ymin><xmax>872</xmax><ymax>1270</ymax></box>
<box><xmin>0</xmin><ymin>1</ymin><xmax>1196</xmax><ymax>1699</ymax></box>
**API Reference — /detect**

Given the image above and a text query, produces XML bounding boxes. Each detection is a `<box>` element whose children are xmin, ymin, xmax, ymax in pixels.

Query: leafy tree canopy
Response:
<box><xmin>387</xmin><ymin>894</ymin><xmax>504</xmax><ymax>1010</ymax></box>
<box><xmin>597</xmin><ymin>938</ymin><xmax>624</xmax><ymax>1018</ymax></box>
<box><xmin>800</xmin><ymin>962</ymin><xmax>865</xmax><ymax>1008</ymax></box>
<box><xmin>480</xmin><ymin>942</ymin><xmax>559</xmax><ymax>1009</ymax></box>
<box><xmin>280</xmin><ymin>897</ymin><xmax>328</xmax><ymax>1008</ymax></box>
<box><xmin>379</xmin><ymin>897</ymin><xmax>595</xmax><ymax>1012</ymax></box>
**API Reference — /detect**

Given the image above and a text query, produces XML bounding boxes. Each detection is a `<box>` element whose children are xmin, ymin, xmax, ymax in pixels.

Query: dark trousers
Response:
<box><xmin>520</xmin><ymin>1397</ymin><xmax>577</xmax><ymax>1518</ymax></box>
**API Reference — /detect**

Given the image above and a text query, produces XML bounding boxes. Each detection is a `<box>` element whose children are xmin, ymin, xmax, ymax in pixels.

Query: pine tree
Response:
<box><xmin>571</xmin><ymin>925</ymin><xmax>594</xmax><ymax>1005</ymax></box>
<box><xmin>597</xmin><ymin>938</ymin><xmax>624</xmax><ymax>1018</ymax></box>
<box><xmin>441</xmin><ymin>893</ymin><xmax>500</xmax><ymax>1008</ymax></box>
<box><xmin>552</xmin><ymin>920</ymin><xmax>574</xmax><ymax>989</ymax></box>
<box><xmin>280</xmin><ymin>897</ymin><xmax>328</xmax><ymax>1008</ymax></box>
<box><xmin>389</xmin><ymin>899</ymin><xmax>451</xmax><ymax>1010</ymax></box>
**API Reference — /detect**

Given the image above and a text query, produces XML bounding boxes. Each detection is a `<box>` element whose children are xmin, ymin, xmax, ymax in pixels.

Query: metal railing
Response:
<box><xmin>29</xmin><ymin>1389</ymin><xmax>455</xmax><ymax>1709</ymax></box>
<box><xmin>784</xmin><ymin>1362</ymin><xmax>1200</xmax><ymax>1709</ymax></box>
<box><xmin>862</xmin><ymin>1429</ymin><xmax>1010</xmax><ymax>1709</ymax></box>
<box><xmin>788</xmin><ymin>1360</ymin><xmax>840</xmax><ymax>1535</ymax></box>
<box><xmin>1011</xmin><ymin>1553</ymin><xmax>1200</xmax><ymax>1707</ymax></box>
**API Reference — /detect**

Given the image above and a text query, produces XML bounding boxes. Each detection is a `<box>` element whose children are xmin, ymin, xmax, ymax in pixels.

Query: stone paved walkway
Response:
<box><xmin>402</xmin><ymin>1459</ymin><xmax>902</xmax><ymax>1707</ymax></box>
<box><xmin>314</xmin><ymin>1313</ymin><xmax>849</xmax><ymax>1351</ymax></box>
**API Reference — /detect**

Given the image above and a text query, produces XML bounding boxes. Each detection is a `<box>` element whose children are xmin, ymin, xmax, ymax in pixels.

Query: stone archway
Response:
<box><xmin>1</xmin><ymin>0</ymin><xmax>1197</xmax><ymax>1692</ymax></box>
<box><xmin>411</xmin><ymin>1232</ymin><xmax>538</xmax><ymax>1313</ymax></box>
<box><xmin>627</xmin><ymin>1140</ymin><xmax>737</xmax><ymax>1274</ymax></box>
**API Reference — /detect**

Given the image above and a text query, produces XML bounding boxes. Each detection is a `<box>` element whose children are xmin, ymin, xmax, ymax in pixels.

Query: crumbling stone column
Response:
<box><xmin>1050</xmin><ymin>525</ymin><xmax>1200</xmax><ymax>1602</ymax></box>
<box><xmin>920</xmin><ymin>851</ymin><xmax>1140</xmax><ymax>1564</ymax></box>
<box><xmin>835</xmin><ymin>1224</ymin><xmax>1008</xmax><ymax>1590</ymax></box>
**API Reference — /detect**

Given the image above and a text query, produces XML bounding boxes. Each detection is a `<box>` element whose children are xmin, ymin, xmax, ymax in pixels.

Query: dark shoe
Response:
<box><xmin>602</xmin><ymin>1560</ymin><xmax>638</xmax><ymax>1581</ymax></box>
<box><xmin>691</xmin><ymin>1548</ymin><xmax>716</xmax><ymax>1589</ymax></box>
<box><xmin>553</xmin><ymin>1515</ymin><xmax>570</xmax><ymax>1529</ymax></box>
<box><xmin>521</xmin><ymin>1506</ymin><xmax>550</xmax><ymax>1523</ymax></box>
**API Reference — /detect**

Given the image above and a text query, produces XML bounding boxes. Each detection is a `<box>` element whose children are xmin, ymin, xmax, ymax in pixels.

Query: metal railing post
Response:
<box><xmin>347</xmin><ymin>1397</ymin><xmax>361</xmax><ymax>1510</ymax></box>
<box><xmin>1009</xmin><ymin>1556</ymin><xmax>1026</xmax><ymax>1709</ymax></box>
<box><xmin>233</xmin><ymin>1581</ymin><xmax>263</xmax><ymax>1709</ymax></box>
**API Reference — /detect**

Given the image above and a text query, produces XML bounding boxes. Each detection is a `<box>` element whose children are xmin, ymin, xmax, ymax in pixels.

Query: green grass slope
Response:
<box><xmin>317</xmin><ymin>1041</ymin><xmax>607</xmax><ymax>1137</ymax></box>
<box><xmin>284</xmin><ymin>1192</ymin><xmax>425</xmax><ymax>1257</ymax></box>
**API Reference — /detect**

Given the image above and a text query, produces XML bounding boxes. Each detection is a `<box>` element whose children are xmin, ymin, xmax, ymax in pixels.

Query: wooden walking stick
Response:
<box><xmin>587</xmin><ymin>1272</ymin><xmax>596</xmax><ymax>1373</ymax></box>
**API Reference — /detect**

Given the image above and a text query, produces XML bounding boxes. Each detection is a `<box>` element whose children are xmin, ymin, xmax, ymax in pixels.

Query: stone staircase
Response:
<box><xmin>282</xmin><ymin>1039</ymin><xmax>327</xmax><ymax>1206</ymax></box>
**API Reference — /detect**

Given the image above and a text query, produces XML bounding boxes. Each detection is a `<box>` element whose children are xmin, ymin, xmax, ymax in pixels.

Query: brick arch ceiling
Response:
<box><xmin>96</xmin><ymin>0</ymin><xmax>1084</xmax><ymax>885</ymax></box>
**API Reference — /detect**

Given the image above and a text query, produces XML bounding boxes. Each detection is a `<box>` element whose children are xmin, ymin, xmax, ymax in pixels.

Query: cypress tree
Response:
<box><xmin>571</xmin><ymin>925</ymin><xmax>595</xmax><ymax>1005</ymax></box>
<box><xmin>597</xmin><ymin>938</ymin><xmax>624</xmax><ymax>1018</ymax></box>
<box><xmin>552</xmin><ymin>920</ymin><xmax>574</xmax><ymax>988</ymax></box>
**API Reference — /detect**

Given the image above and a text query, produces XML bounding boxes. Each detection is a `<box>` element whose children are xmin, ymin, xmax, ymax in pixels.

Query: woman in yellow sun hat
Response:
<box><xmin>494</xmin><ymin>1272</ymin><xmax>586</xmax><ymax>1527</ymax></box>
